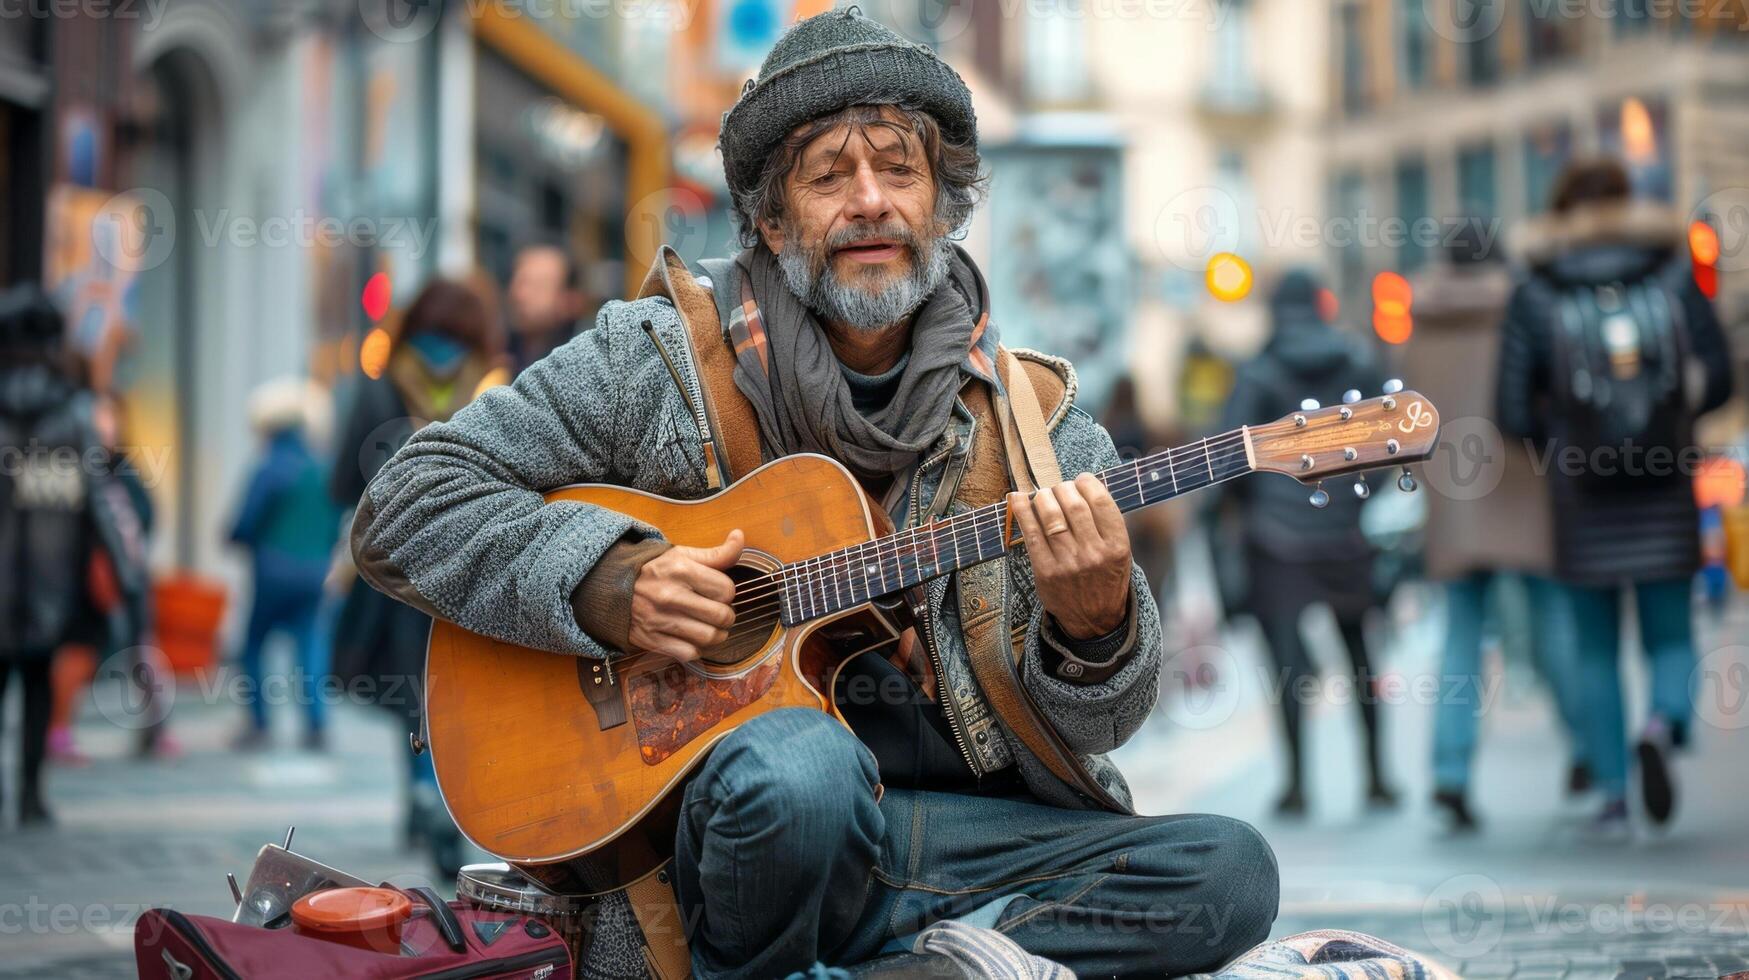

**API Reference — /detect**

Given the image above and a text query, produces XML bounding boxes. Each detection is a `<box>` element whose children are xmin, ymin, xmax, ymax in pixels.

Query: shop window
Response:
<box><xmin>1331</xmin><ymin>169</ymin><xmax>1368</xmax><ymax>301</ymax></box>
<box><xmin>1338</xmin><ymin>3</ymin><xmax>1368</xmax><ymax>115</ymax></box>
<box><xmin>1598</xmin><ymin>96</ymin><xmax>1671</xmax><ymax>201</ymax></box>
<box><xmin>1395</xmin><ymin>155</ymin><xmax>1431</xmax><ymax>272</ymax></box>
<box><xmin>1397</xmin><ymin>0</ymin><xmax>1430</xmax><ymax>90</ymax></box>
<box><xmin>1522</xmin><ymin>122</ymin><xmax>1573</xmax><ymax>214</ymax></box>
<box><xmin>1457</xmin><ymin>141</ymin><xmax>1497</xmax><ymax>220</ymax></box>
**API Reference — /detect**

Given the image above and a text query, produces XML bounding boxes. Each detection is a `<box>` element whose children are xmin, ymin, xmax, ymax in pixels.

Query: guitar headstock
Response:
<box><xmin>1247</xmin><ymin>383</ymin><xmax>1440</xmax><ymax>497</ymax></box>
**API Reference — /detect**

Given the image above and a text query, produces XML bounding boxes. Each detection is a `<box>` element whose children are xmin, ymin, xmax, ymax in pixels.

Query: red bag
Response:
<box><xmin>134</xmin><ymin>891</ymin><xmax>572</xmax><ymax>980</ymax></box>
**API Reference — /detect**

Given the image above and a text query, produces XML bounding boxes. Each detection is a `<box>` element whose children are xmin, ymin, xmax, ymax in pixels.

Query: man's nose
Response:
<box><xmin>844</xmin><ymin>163</ymin><xmax>893</xmax><ymax>225</ymax></box>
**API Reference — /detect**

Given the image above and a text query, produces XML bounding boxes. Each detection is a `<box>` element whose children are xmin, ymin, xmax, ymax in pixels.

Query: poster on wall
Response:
<box><xmin>984</xmin><ymin>142</ymin><xmax>1132</xmax><ymax>414</ymax></box>
<box><xmin>43</xmin><ymin>183</ymin><xmax>147</xmax><ymax>390</ymax></box>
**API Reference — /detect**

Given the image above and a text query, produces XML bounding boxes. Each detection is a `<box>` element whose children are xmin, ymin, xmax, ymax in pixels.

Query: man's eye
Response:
<box><xmin>810</xmin><ymin>172</ymin><xmax>846</xmax><ymax>188</ymax></box>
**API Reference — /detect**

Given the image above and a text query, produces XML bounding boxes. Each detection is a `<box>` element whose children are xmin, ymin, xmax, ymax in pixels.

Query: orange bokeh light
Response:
<box><xmin>1690</xmin><ymin>220</ymin><xmax>1721</xmax><ymax>266</ymax></box>
<box><xmin>1695</xmin><ymin>456</ymin><xmax>1746</xmax><ymax>509</ymax></box>
<box><xmin>1371</xmin><ymin>271</ymin><xmax>1413</xmax><ymax>318</ymax></box>
<box><xmin>1373</xmin><ymin>310</ymin><xmax>1413</xmax><ymax>345</ymax></box>
<box><xmin>359</xmin><ymin>327</ymin><xmax>392</xmax><ymax>380</ymax></box>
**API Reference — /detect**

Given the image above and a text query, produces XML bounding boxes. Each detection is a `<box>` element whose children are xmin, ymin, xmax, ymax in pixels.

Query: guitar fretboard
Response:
<box><xmin>777</xmin><ymin>428</ymin><xmax>1253</xmax><ymax>625</ymax></box>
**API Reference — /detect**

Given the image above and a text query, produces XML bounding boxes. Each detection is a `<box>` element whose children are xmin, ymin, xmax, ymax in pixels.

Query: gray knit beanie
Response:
<box><xmin>718</xmin><ymin>7</ymin><xmax>978</xmax><ymax>213</ymax></box>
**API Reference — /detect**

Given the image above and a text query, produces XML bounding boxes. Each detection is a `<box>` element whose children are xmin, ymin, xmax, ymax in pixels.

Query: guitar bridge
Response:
<box><xmin>578</xmin><ymin>658</ymin><xmax>627</xmax><ymax>730</ymax></box>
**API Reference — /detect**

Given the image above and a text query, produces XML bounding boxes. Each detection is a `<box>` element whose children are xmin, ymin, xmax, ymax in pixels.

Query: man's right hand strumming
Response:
<box><xmin>627</xmin><ymin>529</ymin><xmax>744</xmax><ymax>662</ymax></box>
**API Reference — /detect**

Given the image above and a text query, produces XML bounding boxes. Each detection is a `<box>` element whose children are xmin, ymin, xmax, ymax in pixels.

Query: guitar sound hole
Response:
<box><xmin>698</xmin><ymin>563</ymin><xmax>782</xmax><ymax>666</ymax></box>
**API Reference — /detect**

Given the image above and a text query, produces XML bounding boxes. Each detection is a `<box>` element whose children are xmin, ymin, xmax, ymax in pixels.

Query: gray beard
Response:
<box><xmin>777</xmin><ymin>232</ymin><xmax>951</xmax><ymax>331</ymax></box>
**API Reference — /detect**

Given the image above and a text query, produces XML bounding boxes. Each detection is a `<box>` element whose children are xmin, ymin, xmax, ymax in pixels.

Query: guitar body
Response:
<box><xmin>424</xmin><ymin>454</ymin><xmax>899</xmax><ymax>894</ymax></box>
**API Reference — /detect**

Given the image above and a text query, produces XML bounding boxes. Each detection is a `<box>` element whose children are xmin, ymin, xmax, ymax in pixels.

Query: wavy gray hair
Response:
<box><xmin>731</xmin><ymin>104</ymin><xmax>988</xmax><ymax>249</ymax></box>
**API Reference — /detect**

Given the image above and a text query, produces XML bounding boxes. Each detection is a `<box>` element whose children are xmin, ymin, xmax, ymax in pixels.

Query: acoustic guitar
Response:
<box><xmin>424</xmin><ymin>386</ymin><xmax>1441</xmax><ymax>894</ymax></box>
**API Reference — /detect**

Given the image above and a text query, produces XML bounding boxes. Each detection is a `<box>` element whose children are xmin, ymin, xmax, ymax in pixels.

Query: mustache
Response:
<box><xmin>825</xmin><ymin>222</ymin><xmax>920</xmax><ymax>252</ymax></box>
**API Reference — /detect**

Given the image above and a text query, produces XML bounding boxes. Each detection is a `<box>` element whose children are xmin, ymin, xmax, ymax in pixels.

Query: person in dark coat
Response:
<box><xmin>0</xmin><ymin>286</ymin><xmax>126</xmax><ymax>826</ymax></box>
<box><xmin>1496</xmin><ymin>157</ymin><xmax>1734</xmax><ymax>834</ymax></box>
<box><xmin>331</xmin><ymin>278</ymin><xmax>505</xmax><ymax>874</ymax></box>
<box><xmin>1219</xmin><ymin>268</ymin><xmax>1397</xmax><ymax>817</ymax></box>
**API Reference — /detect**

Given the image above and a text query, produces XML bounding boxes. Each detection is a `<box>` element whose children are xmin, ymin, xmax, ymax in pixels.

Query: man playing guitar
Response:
<box><xmin>352</xmin><ymin>10</ymin><xmax>1278</xmax><ymax>977</ymax></box>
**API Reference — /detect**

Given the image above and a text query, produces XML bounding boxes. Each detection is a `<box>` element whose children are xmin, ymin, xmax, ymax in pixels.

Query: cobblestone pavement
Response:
<box><xmin>3</xmin><ymin>593</ymin><xmax>1747</xmax><ymax>978</ymax></box>
<box><xmin>1115</xmin><ymin>590</ymin><xmax>1749</xmax><ymax>978</ymax></box>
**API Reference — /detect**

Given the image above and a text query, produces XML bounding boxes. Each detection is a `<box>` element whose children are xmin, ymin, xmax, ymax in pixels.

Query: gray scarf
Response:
<box><xmin>730</xmin><ymin>243</ymin><xmax>991</xmax><ymax>483</ymax></box>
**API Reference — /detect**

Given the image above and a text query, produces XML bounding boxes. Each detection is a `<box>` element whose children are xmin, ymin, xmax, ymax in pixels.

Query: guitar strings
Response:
<box><xmin>718</xmin><ymin>433</ymin><xmax>1251</xmax><ymax>616</ymax></box>
<box><xmin>722</xmin><ymin>436</ymin><xmax>1254</xmax><ymax>628</ymax></box>
<box><xmin>723</xmin><ymin>443</ymin><xmax>1258</xmax><ymax>635</ymax></box>
<box><xmin>721</xmin><ymin>434</ymin><xmax>1253</xmax><ymax>618</ymax></box>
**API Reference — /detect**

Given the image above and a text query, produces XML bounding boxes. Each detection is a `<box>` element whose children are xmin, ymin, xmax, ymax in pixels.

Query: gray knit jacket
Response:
<box><xmin>349</xmin><ymin>276</ymin><xmax>1161</xmax><ymax>812</ymax></box>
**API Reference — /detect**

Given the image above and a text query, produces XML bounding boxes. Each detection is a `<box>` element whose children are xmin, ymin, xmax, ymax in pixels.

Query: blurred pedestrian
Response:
<box><xmin>1496</xmin><ymin>157</ymin><xmax>1734</xmax><ymax>835</ymax></box>
<box><xmin>1405</xmin><ymin>224</ymin><xmax>1584</xmax><ymax>833</ymax></box>
<box><xmin>49</xmin><ymin>386</ymin><xmax>167</xmax><ymax>764</ymax></box>
<box><xmin>506</xmin><ymin>241</ymin><xmax>586</xmax><ymax>375</ymax></box>
<box><xmin>228</xmin><ymin>378</ymin><xmax>342</xmax><ymax>751</ymax></box>
<box><xmin>1219</xmin><ymin>269</ymin><xmax>1397</xmax><ymax>817</ymax></box>
<box><xmin>330</xmin><ymin>277</ymin><xmax>505</xmax><ymax>877</ymax></box>
<box><xmin>0</xmin><ymin>285</ymin><xmax>129</xmax><ymax>827</ymax></box>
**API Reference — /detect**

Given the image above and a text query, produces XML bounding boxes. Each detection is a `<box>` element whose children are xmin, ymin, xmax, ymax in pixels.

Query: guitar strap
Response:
<box><xmin>961</xmin><ymin>350</ymin><xmax>1130</xmax><ymax>814</ymax></box>
<box><xmin>623</xmin><ymin>862</ymin><xmax>692</xmax><ymax>980</ymax></box>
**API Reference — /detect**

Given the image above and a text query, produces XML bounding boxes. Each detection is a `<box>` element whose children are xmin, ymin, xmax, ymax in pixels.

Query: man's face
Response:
<box><xmin>759</xmin><ymin>107</ymin><xmax>949</xmax><ymax>330</ymax></box>
<box><xmin>508</xmin><ymin>247</ymin><xmax>577</xmax><ymax>336</ymax></box>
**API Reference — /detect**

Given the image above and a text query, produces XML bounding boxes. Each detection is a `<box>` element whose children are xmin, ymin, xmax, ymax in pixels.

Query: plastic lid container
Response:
<box><xmin>290</xmin><ymin>887</ymin><xmax>413</xmax><ymax>953</ymax></box>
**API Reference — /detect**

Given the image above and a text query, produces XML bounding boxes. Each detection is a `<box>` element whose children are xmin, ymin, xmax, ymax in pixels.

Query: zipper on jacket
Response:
<box><xmin>912</xmin><ymin>580</ymin><xmax>982</xmax><ymax>778</ymax></box>
<box><xmin>641</xmin><ymin>318</ymin><xmax>726</xmax><ymax>489</ymax></box>
<box><xmin>906</xmin><ymin>433</ymin><xmax>982</xmax><ymax>778</ymax></box>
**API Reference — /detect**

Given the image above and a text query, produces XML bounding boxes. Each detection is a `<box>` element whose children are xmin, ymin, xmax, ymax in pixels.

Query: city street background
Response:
<box><xmin>4</xmin><ymin>0</ymin><xmax>1749</xmax><ymax>977</ymax></box>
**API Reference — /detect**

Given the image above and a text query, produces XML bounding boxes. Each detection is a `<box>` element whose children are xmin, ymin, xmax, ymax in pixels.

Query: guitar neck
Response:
<box><xmin>777</xmin><ymin>427</ymin><xmax>1255</xmax><ymax>626</ymax></box>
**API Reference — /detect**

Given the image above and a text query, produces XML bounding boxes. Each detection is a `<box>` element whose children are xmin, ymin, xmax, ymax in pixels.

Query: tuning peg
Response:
<box><xmin>1397</xmin><ymin>467</ymin><xmax>1418</xmax><ymax>493</ymax></box>
<box><xmin>1309</xmin><ymin>483</ymin><xmax>1329</xmax><ymax>508</ymax></box>
<box><xmin>1382</xmin><ymin>378</ymin><xmax>1404</xmax><ymax>395</ymax></box>
<box><xmin>1342</xmin><ymin>389</ymin><xmax>1362</xmax><ymax>404</ymax></box>
<box><xmin>1300</xmin><ymin>398</ymin><xmax>1320</xmax><ymax>411</ymax></box>
<box><xmin>1353</xmin><ymin>478</ymin><xmax>1370</xmax><ymax>499</ymax></box>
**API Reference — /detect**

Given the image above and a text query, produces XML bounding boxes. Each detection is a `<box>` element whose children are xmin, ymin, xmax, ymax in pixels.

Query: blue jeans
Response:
<box><xmin>237</xmin><ymin>585</ymin><xmax>328</xmax><ymax>733</ymax></box>
<box><xmin>675</xmin><ymin>709</ymin><xmax>1278</xmax><ymax>979</ymax></box>
<box><xmin>1566</xmin><ymin>577</ymin><xmax>1695</xmax><ymax>800</ymax></box>
<box><xmin>1432</xmin><ymin>573</ymin><xmax>1586</xmax><ymax>792</ymax></box>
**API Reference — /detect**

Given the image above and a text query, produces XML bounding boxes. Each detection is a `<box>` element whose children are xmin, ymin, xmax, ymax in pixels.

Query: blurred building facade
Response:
<box><xmin>1325</xmin><ymin>0</ymin><xmax>1749</xmax><ymax>328</ymax></box>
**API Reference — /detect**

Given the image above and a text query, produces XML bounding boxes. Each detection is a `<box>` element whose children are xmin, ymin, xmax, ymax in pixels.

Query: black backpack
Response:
<box><xmin>1546</xmin><ymin>259</ymin><xmax>1693</xmax><ymax>486</ymax></box>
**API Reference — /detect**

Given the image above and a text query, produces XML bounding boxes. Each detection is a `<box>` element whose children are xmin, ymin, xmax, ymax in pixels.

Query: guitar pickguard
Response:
<box><xmin>627</xmin><ymin>655</ymin><xmax>783</xmax><ymax>765</ymax></box>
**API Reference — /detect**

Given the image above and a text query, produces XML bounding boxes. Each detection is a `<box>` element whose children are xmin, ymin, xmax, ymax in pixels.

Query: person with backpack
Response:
<box><xmin>1496</xmin><ymin>157</ymin><xmax>1734</xmax><ymax>835</ymax></box>
<box><xmin>0</xmin><ymin>285</ymin><xmax>129</xmax><ymax>827</ymax></box>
